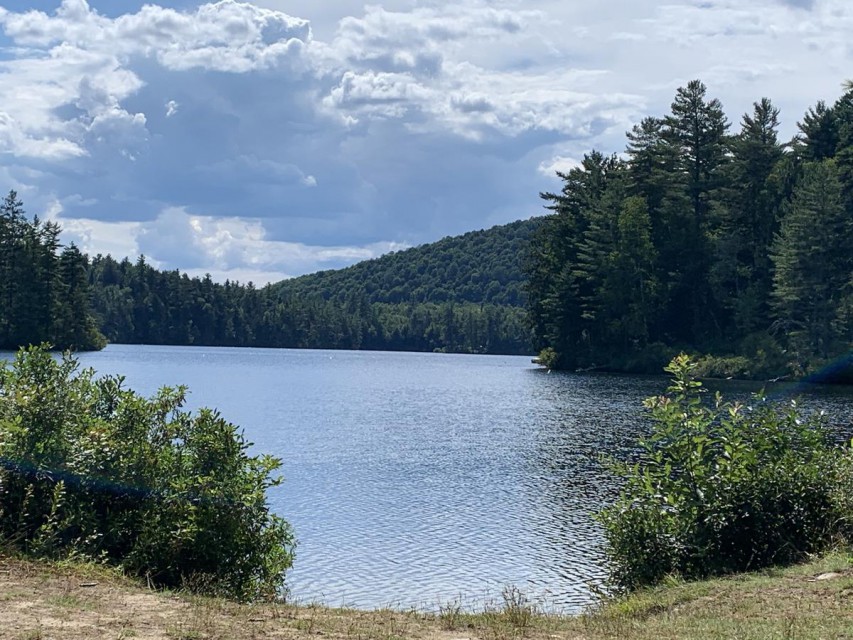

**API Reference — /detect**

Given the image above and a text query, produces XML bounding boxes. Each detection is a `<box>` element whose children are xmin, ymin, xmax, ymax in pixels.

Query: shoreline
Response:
<box><xmin>2</xmin><ymin>550</ymin><xmax>850</xmax><ymax>640</ymax></box>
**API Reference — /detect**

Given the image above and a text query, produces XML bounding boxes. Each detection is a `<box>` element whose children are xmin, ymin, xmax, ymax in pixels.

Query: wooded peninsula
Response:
<box><xmin>528</xmin><ymin>80</ymin><xmax>853</xmax><ymax>382</ymax></box>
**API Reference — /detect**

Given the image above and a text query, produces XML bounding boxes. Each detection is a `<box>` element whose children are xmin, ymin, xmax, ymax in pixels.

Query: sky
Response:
<box><xmin>0</xmin><ymin>0</ymin><xmax>850</xmax><ymax>284</ymax></box>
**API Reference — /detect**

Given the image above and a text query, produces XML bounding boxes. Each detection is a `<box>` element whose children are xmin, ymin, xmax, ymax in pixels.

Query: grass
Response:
<box><xmin>0</xmin><ymin>549</ymin><xmax>851</xmax><ymax>639</ymax></box>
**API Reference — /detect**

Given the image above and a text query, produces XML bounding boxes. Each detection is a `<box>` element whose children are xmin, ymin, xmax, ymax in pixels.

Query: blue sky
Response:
<box><xmin>0</xmin><ymin>0</ymin><xmax>850</xmax><ymax>284</ymax></box>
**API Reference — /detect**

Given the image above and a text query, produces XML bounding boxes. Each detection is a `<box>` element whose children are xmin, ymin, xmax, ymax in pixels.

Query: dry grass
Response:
<box><xmin>1</xmin><ymin>550</ymin><xmax>852</xmax><ymax>640</ymax></box>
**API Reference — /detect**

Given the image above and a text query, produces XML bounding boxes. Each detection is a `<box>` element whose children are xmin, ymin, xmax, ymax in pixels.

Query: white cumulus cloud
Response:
<box><xmin>0</xmin><ymin>0</ymin><xmax>850</xmax><ymax>283</ymax></box>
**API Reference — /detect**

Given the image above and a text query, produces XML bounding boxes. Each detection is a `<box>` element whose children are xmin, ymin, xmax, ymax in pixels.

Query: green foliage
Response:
<box><xmin>771</xmin><ymin>160</ymin><xmax>852</xmax><ymax>364</ymax></box>
<box><xmin>273</xmin><ymin>218</ymin><xmax>541</xmax><ymax>307</ymax></box>
<box><xmin>690</xmin><ymin>354</ymin><xmax>753</xmax><ymax>380</ymax></box>
<box><xmin>86</xmin><ymin>254</ymin><xmax>533</xmax><ymax>356</ymax></box>
<box><xmin>0</xmin><ymin>191</ymin><xmax>105</xmax><ymax>351</ymax></box>
<box><xmin>527</xmin><ymin>79</ymin><xmax>853</xmax><ymax>378</ymax></box>
<box><xmin>535</xmin><ymin>347</ymin><xmax>560</xmax><ymax>369</ymax></box>
<box><xmin>599</xmin><ymin>354</ymin><xmax>850</xmax><ymax>592</ymax></box>
<box><xmin>0</xmin><ymin>345</ymin><xmax>295</xmax><ymax>601</ymax></box>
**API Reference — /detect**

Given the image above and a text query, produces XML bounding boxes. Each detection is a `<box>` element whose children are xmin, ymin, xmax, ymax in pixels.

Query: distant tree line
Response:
<box><xmin>0</xmin><ymin>202</ymin><xmax>533</xmax><ymax>355</ymax></box>
<box><xmin>526</xmin><ymin>80</ymin><xmax>853</xmax><ymax>379</ymax></box>
<box><xmin>87</xmin><ymin>253</ymin><xmax>531</xmax><ymax>354</ymax></box>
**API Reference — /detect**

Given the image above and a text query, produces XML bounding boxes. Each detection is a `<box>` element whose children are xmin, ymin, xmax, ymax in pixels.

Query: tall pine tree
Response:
<box><xmin>661</xmin><ymin>80</ymin><xmax>731</xmax><ymax>342</ymax></box>
<box><xmin>771</xmin><ymin>160</ymin><xmax>851</xmax><ymax>362</ymax></box>
<box><xmin>712</xmin><ymin>98</ymin><xmax>785</xmax><ymax>334</ymax></box>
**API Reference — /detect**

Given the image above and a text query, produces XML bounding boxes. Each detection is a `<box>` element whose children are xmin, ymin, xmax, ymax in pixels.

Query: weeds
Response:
<box><xmin>501</xmin><ymin>586</ymin><xmax>534</xmax><ymax>628</ymax></box>
<box><xmin>437</xmin><ymin>597</ymin><xmax>463</xmax><ymax>629</ymax></box>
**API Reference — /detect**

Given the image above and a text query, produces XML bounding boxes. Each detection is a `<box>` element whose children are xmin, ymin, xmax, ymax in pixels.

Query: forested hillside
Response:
<box><xmin>527</xmin><ymin>80</ymin><xmax>853</xmax><ymax>380</ymax></box>
<box><xmin>0</xmin><ymin>208</ymin><xmax>535</xmax><ymax>355</ymax></box>
<box><xmin>273</xmin><ymin>218</ymin><xmax>540</xmax><ymax>306</ymax></box>
<box><xmin>86</xmin><ymin>252</ymin><xmax>531</xmax><ymax>354</ymax></box>
<box><xmin>84</xmin><ymin>219</ymin><xmax>536</xmax><ymax>354</ymax></box>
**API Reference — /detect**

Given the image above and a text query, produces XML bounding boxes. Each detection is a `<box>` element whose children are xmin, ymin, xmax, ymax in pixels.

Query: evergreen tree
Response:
<box><xmin>832</xmin><ymin>87</ymin><xmax>853</xmax><ymax>212</ymax></box>
<box><xmin>53</xmin><ymin>244</ymin><xmax>106</xmax><ymax>350</ymax></box>
<box><xmin>21</xmin><ymin>217</ymin><xmax>61</xmax><ymax>345</ymax></box>
<box><xmin>712</xmin><ymin>98</ymin><xmax>785</xmax><ymax>333</ymax></box>
<box><xmin>607</xmin><ymin>196</ymin><xmax>660</xmax><ymax>349</ymax></box>
<box><xmin>0</xmin><ymin>191</ymin><xmax>27</xmax><ymax>348</ymax></box>
<box><xmin>0</xmin><ymin>192</ymin><xmax>104</xmax><ymax>351</ymax></box>
<box><xmin>626</xmin><ymin>117</ymin><xmax>674</xmax><ymax>214</ymax></box>
<box><xmin>663</xmin><ymin>80</ymin><xmax>731</xmax><ymax>228</ymax></box>
<box><xmin>527</xmin><ymin>152</ymin><xmax>622</xmax><ymax>367</ymax></box>
<box><xmin>797</xmin><ymin>101</ymin><xmax>838</xmax><ymax>162</ymax></box>
<box><xmin>661</xmin><ymin>80</ymin><xmax>731</xmax><ymax>341</ymax></box>
<box><xmin>771</xmin><ymin>160</ymin><xmax>851</xmax><ymax>362</ymax></box>
<box><xmin>527</xmin><ymin>79</ymin><xmax>853</xmax><ymax>377</ymax></box>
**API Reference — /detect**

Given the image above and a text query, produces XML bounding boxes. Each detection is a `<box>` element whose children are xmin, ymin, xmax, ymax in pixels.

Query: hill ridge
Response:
<box><xmin>273</xmin><ymin>217</ymin><xmax>542</xmax><ymax>307</ymax></box>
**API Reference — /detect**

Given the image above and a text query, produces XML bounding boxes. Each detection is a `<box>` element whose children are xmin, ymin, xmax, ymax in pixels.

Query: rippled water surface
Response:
<box><xmin>55</xmin><ymin>346</ymin><xmax>853</xmax><ymax>611</ymax></box>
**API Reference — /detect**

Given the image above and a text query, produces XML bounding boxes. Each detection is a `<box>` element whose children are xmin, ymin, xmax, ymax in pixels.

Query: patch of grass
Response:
<box><xmin>45</xmin><ymin>593</ymin><xmax>87</xmax><ymax>609</ymax></box>
<box><xmin>581</xmin><ymin>550</ymin><xmax>853</xmax><ymax>640</ymax></box>
<box><xmin>501</xmin><ymin>585</ymin><xmax>535</xmax><ymax>628</ymax></box>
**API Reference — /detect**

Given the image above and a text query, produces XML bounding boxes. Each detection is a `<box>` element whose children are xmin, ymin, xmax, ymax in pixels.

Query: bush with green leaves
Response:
<box><xmin>0</xmin><ymin>345</ymin><xmax>295</xmax><ymax>601</ymax></box>
<box><xmin>599</xmin><ymin>354</ymin><xmax>851</xmax><ymax>591</ymax></box>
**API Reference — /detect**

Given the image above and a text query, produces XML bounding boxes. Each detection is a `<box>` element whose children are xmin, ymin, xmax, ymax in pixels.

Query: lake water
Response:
<box><xmin>8</xmin><ymin>345</ymin><xmax>853</xmax><ymax>612</ymax></box>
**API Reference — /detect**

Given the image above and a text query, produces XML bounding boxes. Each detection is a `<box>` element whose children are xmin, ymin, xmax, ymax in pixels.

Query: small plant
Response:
<box><xmin>501</xmin><ymin>586</ymin><xmax>534</xmax><ymax>628</ymax></box>
<box><xmin>598</xmin><ymin>353</ymin><xmax>850</xmax><ymax>591</ymax></box>
<box><xmin>437</xmin><ymin>597</ymin><xmax>463</xmax><ymax>630</ymax></box>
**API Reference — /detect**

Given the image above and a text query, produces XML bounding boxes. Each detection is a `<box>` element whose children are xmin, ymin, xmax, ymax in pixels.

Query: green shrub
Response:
<box><xmin>0</xmin><ymin>345</ymin><xmax>295</xmax><ymax>601</ymax></box>
<box><xmin>599</xmin><ymin>354</ymin><xmax>849</xmax><ymax>591</ymax></box>
<box><xmin>692</xmin><ymin>354</ymin><xmax>753</xmax><ymax>379</ymax></box>
<box><xmin>691</xmin><ymin>334</ymin><xmax>791</xmax><ymax>381</ymax></box>
<box><xmin>535</xmin><ymin>347</ymin><xmax>560</xmax><ymax>369</ymax></box>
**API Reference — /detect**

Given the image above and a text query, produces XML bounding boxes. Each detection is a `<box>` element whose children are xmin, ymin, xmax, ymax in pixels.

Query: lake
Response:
<box><xmin>10</xmin><ymin>345</ymin><xmax>853</xmax><ymax>612</ymax></box>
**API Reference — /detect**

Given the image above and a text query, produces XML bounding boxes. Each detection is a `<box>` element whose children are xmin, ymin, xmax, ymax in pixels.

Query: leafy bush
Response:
<box><xmin>535</xmin><ymin>347</ymin><xmax>560</xmax><ymax>369</ymax></box>
<box><xmin>691</xmin><ymin>333</ymin><xmax>791</xmax><ymax>381</ymax></box>
<box><xmin>599</xmin><ymin>354</ymin><xmax>850</xmax><ymax>591</ymax></box>
<box><xmin>692</xmin><ymin>354</ymin><xmax>753</xmax><ymax>379</ymax></box>
<box><xmin>0</xmin><ymin>345</ymin><xmax>295</xmax><ymax>601</ymax></box>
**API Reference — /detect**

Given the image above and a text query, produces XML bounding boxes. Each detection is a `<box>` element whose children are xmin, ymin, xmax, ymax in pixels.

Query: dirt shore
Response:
<box><xmin>1</xmin><ymin>551</ymin><xmax>852</xmax><ymax>640</ymax></box>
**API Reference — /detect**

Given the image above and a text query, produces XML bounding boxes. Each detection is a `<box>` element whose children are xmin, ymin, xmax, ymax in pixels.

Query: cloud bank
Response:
<box><xmin>0</xmin><ymin>0</ymin><xmax>850</xmax><ymax>283</ymax></box>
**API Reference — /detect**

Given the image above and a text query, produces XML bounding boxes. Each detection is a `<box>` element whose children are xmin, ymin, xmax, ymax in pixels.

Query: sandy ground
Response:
<box><xmin>0</xmin><ymin>554</ymin><xmax>535</xmax><ymax>640</ymax></box>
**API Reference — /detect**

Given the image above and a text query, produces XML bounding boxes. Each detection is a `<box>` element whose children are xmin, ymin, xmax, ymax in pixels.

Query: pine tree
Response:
<box><xmin>20</xmin><ymin>217</ymin><xmax>61</xmax><ymax>345</ymax></box>
<box><xmin>0</xmin><ymin>191</ymin><xmax>27</xmax><ymax>348</ymax></box>
<box><xmin>712</xmin><ymin>98</ymin><xmax>785</xmax><ymax>333</ymax></box>
<box><xmin>664</xmin><ymin>80</ymin><xmax>731</xmax><ymax>227</ymax></box>
<box><xmin>833</xmin><ymin>87</ymin><xmax>853</xmax><ymax>211</ymax></box>
<box><xmin>53</xmin><ymin>244</ymin><xmax>106</xmax><ymax>350</ymax></box>
<box><xmin>608</xmin><ymin>196</ymin><xmax>660</xmax><ymax>348</ymax></box>
<box><xmin>660</xmin><ymin>80</ymin><xmax>731</xmax><ymax>343</ymax></box>
<box><xmin>771</xmin><ymin>160</ymin><xmax>851</xmax><ymax>362</ymax></box>
<box><xmin>527</xmin><ymin>152</ymin><xmax>622</xmax><ymax>366</ymax></box>
<box><xmin>797</xmin><ymin>101</ymin><xmax>839</xmax><ymax>162</ymax></box>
